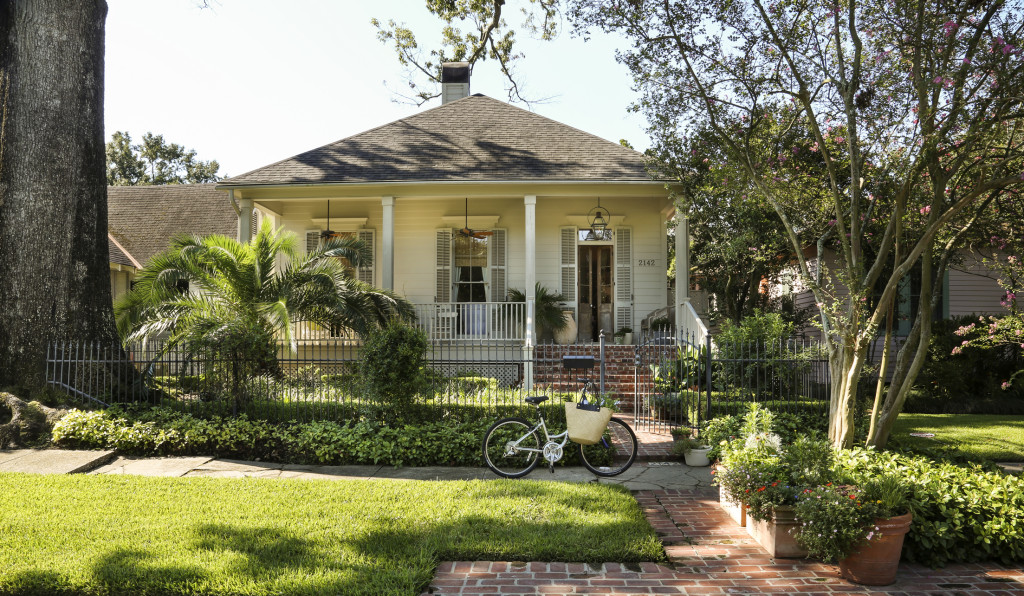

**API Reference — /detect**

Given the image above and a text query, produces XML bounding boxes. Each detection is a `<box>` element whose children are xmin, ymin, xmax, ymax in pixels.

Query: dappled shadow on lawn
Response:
<box><xmin>193</xmin><ymin>523</ymin><xmax>315</xmax><ymax>578</ymax></box>
<box><xmin>0</xmin><ymin>569</ymin><xmax>78</xmax><ymax>596</ymax></box>
<box><xmin>348</xmin><ymin>481</ymin><xmax>664</xmax><ymax>566</ymax></box>
<box><xmin>90</xmin><ymin>548</ymin><xmax>209</xmax><ymax>594</ymax></box>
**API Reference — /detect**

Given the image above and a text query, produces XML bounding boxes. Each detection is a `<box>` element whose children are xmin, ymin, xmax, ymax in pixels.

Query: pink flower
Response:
<box><xmin>835</xmin><ymin>136</ymin><xmax>845</xmax><ymax>144</ymax></box>
<box><xmin>942</xmin><ymin>21</ymin><xmax>958</xmax><ymax>37</ymax></box>
<box><xmin>920</xmin><ymin>205</ymin><xmax>931</xmax><ymax>215</ymax></box>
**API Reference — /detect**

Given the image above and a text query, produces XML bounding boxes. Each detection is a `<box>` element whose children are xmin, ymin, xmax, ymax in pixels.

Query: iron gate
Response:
<box><xmin>632</xmin><ymin>328</ymin><xmax>709</xmax><ymax>433</ymax></box>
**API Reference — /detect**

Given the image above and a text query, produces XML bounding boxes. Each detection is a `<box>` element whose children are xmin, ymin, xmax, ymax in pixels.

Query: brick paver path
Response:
<box><xmin>422</xmin><ymin>488</ymin><xmax>1024</xmax><ymax>595</ymax></box>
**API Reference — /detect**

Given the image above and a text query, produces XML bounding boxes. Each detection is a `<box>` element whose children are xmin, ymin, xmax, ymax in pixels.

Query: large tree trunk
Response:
<box><xmin>0</xmin><ymin>0</ymin><xmax>115</xmax><ymax>395</ymax></box>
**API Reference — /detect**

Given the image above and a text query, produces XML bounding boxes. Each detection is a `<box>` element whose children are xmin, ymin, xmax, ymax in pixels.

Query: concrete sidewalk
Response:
<box><xmin>0</xmin><ymin>449</ymin><xmax>713</xmax><ymax>490</ymax></box>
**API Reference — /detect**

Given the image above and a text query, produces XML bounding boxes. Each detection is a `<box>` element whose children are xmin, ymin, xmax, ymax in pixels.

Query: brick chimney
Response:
<box><xmin>441</xmin><ymin>62</ymin><xmax>470</xmax><ymax>104</ymax></box>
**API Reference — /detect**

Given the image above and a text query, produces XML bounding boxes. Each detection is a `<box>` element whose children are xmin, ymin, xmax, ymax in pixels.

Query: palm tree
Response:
<box><xmin>116</xmin><ymin>221</ymin><xmax>415</xmax><ymax>353</ymax></box>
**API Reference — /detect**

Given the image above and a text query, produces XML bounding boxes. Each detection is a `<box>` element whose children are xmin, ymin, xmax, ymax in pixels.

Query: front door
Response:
<box><xmin>578</xmin><ymin>245</ymin><xmax>613</xmax><ymax>342</ymax></box>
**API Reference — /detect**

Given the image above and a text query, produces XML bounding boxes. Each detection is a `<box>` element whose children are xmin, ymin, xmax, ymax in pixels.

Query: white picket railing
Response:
<box><xmin>412</xmin><ymin>302</ymin><xmax>527</xmax><ymax>342</ymax></box>
<box><xmin>290</xmin><ymin>302</ymin><xmax>529</xmax><ymax>343</ymax></box>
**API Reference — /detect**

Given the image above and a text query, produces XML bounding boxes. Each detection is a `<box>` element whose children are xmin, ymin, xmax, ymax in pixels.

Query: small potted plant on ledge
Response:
<box><xmin>793</xmin><ymin>475</ymin><xmax>912</xmax><ymax>586</ymax></box>
<box><xmin>671</xmin><ymin>430</ymin><xmax>711</xmax><ymax>466</ymax></box>
<box><xmin>613</xmin><ymin>326</ymin><xmax>633</xmax><ymax>345</ymax></box>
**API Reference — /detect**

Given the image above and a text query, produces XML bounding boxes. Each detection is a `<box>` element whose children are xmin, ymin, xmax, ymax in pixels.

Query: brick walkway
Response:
<box><xmin>626</xmin><ymin>416</ymin><xmax>676</xmax><ymax>461</ymax></box>
<box><xmin>422</xmin><ymin>488</ymin><xmax>1024</xmax><ymax>595</ymax></box>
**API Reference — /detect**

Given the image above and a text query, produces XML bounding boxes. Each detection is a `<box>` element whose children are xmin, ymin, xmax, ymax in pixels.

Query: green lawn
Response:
<box><xmin>0</xmin><ymin>473</ymin><xmax>663</xmax><ymax>596</ymax></box>
<box><xmin>891</xmin><ymin>414</ymin><xmax>1024</xmax><ymax>462</ymax></box>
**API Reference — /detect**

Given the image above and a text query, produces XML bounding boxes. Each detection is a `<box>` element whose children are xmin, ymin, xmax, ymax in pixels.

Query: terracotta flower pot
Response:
<box><xmin>838</xmin><ymin>511</ymin><xmax>913</xmax><ymax>586</ymax></box>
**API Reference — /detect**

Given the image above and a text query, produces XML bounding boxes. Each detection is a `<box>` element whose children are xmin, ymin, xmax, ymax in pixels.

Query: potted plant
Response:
<box><xmin>715</xmin><ymin>432</ymin><xmax>834</xmax><ymax>558</ymax></box>
<box><xmin>508</xmin><ymin>284</ymin><xmax>570</xmax><ymax>341</ymax></box>
<box><xmin>671</xmin><ymin>431</ymin><xmax>711</xmax><ymax>466</ymax></box>
<box><xmin>613</xmin><ymin>326</ymin><xmax>633</xmax><ymax>345</ymax></box>
<box><xmin>794</xmin><ymin>475</ymin><xmax>912</xmax><ymax>585</ymax></box>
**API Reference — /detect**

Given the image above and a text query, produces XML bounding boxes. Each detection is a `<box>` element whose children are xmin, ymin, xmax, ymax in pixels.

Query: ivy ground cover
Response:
<box><xmin>0</xmin><ymin>473</ymin><xmax>663</xmax><ymax>596</ymax></box>
<box><xmin>891</xmin><ymin>414</ymin><xmax>1024</xmax><ymax>462</ymax></box>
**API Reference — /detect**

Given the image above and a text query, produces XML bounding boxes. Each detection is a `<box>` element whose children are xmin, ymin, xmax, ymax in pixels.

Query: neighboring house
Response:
<box><xmin>108</xmin><ymin>233</ymin><xmax>141</xmax><ymax>302</ymax></box>
<box><xmin>780</xmin><ymin>247</ymin><xmax>1008</xmax><ymax>353</ymax></box>
<box><xmin>106</xmin><ymin>183</ymin><xmax>238</xmax><ymax>302</ymax></box>
<box><xmin>216</xmin><ymin>63</ymin><xmax>702</xmax><ymax>350</ymax></box>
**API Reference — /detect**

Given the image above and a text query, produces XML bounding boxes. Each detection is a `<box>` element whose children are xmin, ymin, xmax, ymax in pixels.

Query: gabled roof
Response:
<box><xmin>107</xmin><ymin>233</ymin><xmax>141</xmax><ymax>269</ymax></box>
<box><xmin>221</xmin><ymin>94</ymin><xmax>654</xmax><ymax>186</ymax></box>
<box><xmin>107</xmin><ymin>184</ymin><xmax>236</xmax><ymax>266</ymax></box>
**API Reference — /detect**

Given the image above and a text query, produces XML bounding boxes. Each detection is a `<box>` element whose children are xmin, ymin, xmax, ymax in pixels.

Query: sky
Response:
<box><xmin>104</xmin><ymin>0</ymin><xmax>650</xmax><ymax>178</ymax></box>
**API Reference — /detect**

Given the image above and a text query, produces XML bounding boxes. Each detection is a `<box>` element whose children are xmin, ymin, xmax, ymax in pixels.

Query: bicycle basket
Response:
<box><xmin>564</xmin><ymin>402</ymin><xmax>613</xmax><ymax>445</ymax></box>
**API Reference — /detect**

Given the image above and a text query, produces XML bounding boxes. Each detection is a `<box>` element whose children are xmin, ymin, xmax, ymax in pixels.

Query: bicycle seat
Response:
<box><xmin>525</xmin><ymin>395</ymin><xmax>548</xmax><ymax>405</ymax></box>
<box><xmin>576</xmin><ymin>377</ymin><xmax>591</xmax><ymax>384</ymax></box>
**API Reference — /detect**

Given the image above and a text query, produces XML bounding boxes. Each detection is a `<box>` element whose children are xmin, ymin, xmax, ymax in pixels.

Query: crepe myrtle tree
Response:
<box><xmin>566</xmin><ymin>0</ymin><xmax>1024</xmax><ymax>447</ymax></box>
<box><xmin>386</xmin><ymin>0</ymin><xmax>1024</xmax><ymax>447</ymax></box>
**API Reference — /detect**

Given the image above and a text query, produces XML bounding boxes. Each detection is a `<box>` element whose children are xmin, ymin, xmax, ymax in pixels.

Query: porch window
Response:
<box><xmin>305</xmin><ymin>229</ymin><xmax>376</xmax><ymax>285</ymax></box>
<box><xmin>579</xmin><ymin>228</ymin><xmax>613</xmax><ymax>242</ymax></box>
<box><xmin>453</xmin><ymin>234</ymin><xmax>489</xmax><ymax>302</ymax></box>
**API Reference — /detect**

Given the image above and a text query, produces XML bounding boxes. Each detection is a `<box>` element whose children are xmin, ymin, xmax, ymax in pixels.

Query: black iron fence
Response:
<box><xmin>47</xmin><ymin>329</ymin><xmax>834</xmax><ymax>427</ymax></box>
<box><xmin>45</xmin><ymin>337</ymin><xmax>539</xmax><ymax>423</ymax></box>
<box><xmin>632</xmin><ymin>328</ymin><xmax>832</xmax><ymax>433</ymax></box>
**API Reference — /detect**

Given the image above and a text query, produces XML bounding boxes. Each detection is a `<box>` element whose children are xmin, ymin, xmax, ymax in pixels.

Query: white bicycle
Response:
<box><xmin>481</xmin><ymin>378</ymin><xmax>638</xmax><ymax>478</ymax></box>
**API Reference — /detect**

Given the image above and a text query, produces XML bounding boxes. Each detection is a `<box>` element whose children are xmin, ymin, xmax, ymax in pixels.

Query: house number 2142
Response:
<box><xmin>637</xmin><ymin>259</ymin><xmax>656</xmax><ymax>267</ymax></box>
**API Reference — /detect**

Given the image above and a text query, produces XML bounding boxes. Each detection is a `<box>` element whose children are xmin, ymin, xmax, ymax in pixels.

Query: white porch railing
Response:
<box><xmin>412</xmin><ymin>302</ymin><xmax>526</xmax><ymax>342</ymax></box>
<box><xmin>288</xmin><ymin>302</ymin><xmax>528</xmax><ymax>343</ymax></box>
<box><xmin>289</xmin><ymin>321</ymin><xmax>359</xmax><ymax>342</ymax></box>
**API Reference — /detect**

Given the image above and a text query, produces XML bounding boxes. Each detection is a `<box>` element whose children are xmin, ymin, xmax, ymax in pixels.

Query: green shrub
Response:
<box><xmin>52</xmin><ymin>407</ymin><xmax>497</xmax><ymax>467</ymax></box>
<box><xmin>715</xmin><ymin>310</ymin><xmax>795</xmax><ymax>391</ymax></box>
<box><xmin>186</xmin><ymin>317</ymin><xmax>281</xmax><ymax>407</ymax></box>
<box><xmin>835</xmin><ymin>448</ymin><xmax>1024</xmax><ymax>567</ymax></box>
<box><xmin>360</xmin><ymin>321</ymin><xmax>429</xmax><ymax>419</ymax></box>
<box><xmin>910</xmin><ymin>316</ymin><xmax>1024</xmax><ymax>414</ymax></box>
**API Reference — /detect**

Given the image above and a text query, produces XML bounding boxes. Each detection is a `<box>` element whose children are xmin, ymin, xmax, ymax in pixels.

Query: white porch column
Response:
<box><xmin>382</xmin><ymin>196</ymin><xmax>395</xmax><ymax>290</ymax></box>
<box><xmin>524</xmin><ymin>195</ymin><xmax>537</xmax><ymax>390</ymax></box>
<box><xmin>237</xmin><ymin>197</ymin><xmax>254</xmax><ymax>244</ymax></box>
<box><xmin>674</xmin><ymin>214</ymin><xmax>690</xmax><ymax>338</ymax></box>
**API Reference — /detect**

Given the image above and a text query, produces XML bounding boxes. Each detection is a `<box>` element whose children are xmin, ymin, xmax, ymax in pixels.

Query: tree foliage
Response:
<box><xmin>569</xmin><ymin>0</ymin><xmax>1024</xmax><ymax>448</ymax></box>
<box><xmin>106</xmin><ymin>131</ymin><xmax>220</xmax><ymax>186</ymax></box>
<box><xmin>372</xmin><ymin>0</ymin><xmax>558</xmax><ymax>105</ymax></box>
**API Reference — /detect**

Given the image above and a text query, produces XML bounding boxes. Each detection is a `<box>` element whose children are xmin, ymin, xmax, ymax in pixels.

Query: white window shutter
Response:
<box><xmin>250</xmin><ymin>210</ymin><xmax>259</xmax><ymax>237</ymax></box>
<box><xmin>357</xmin><ymin>230</ymin><xmax>375</xmax><ymax>285</ymax></box>
<box><xmin>615</xmin><ymin>227</ymin><xmax>633</xmax><ymax>331</ymax></box>
<box><xmin>305</xmin><ymin>231</ymin><xmax>320</xmax><ymax>254</ymax></box>
<box><xmin>560</xmin><ymin>227</ymin><xmax>577</xmax><ymax>302</ymax></box>
<box><xmin>436</xmin><ymin>229</ymin><xmax>452</xmax><ymax>302</ymax></box>
<box><xmin>490</xmin><ymin>229</ymin><xmax>507</xmax><ymax>301</ymax></box>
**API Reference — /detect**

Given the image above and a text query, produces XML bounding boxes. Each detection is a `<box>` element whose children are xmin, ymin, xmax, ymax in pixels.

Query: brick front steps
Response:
<box><xmin>421</xmin><ymin>488</ymin><xmax>1024</xmax><ymax>595</ymax></box>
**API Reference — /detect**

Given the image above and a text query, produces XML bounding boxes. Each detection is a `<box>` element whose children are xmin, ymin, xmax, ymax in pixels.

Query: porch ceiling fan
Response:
<box><xmin>321</xmin><ymin>200</ymin><xmax>340</xmax><ymax>240</ymax></box>
<box><xmin>457</xmin><ymin>197</ymin><xmax>493</xmax><ymax>239</ymax></box>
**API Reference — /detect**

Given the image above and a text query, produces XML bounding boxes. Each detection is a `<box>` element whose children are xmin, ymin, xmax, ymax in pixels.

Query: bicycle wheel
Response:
<box><xmin>578</xmin><ymin>417</ymin><xmax>638</xmax><ymax>477</ymax></box>
<box><xmin>482</xmin><ymin>417</ymin><xmax>542</xmax><ymax>478</ymax></box>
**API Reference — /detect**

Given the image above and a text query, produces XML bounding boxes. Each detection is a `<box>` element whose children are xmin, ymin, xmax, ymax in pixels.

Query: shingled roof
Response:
<box><xmin>221</xmin><ymin>94</ymin><xmax>653</xmax><ymax>186</ymax></box>
<box><xmin>107</xmin><ymin>233</ymin><xmax>141</xmax><ymax>269</ymax></box>
<box><xmin>107</xmin><ymin>184</ymin><xmax>236</xmax><ymax>267</ymax></box>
